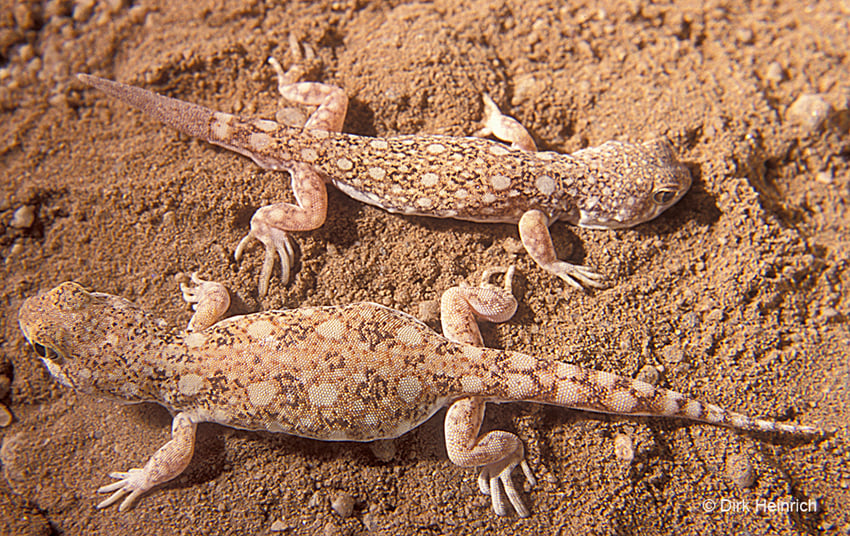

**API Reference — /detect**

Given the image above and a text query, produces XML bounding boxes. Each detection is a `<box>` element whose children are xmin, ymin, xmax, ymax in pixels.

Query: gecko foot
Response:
<box><xmin>545</xmin><ymin>260</ymin><xmax>606</xmax><ymax>290</ymax></box>
<box><xmin>96</xmin><ymin>468</ymin><xmax>154</xmax><ymax>512</ymax></box>
<box><xmin>474</xmin><ymin>94</ymin><xmax>537</xmax><ymax>152</ymax></box>
<box><xmin>234</xmin><ymin>225</ymin><xmax>295</xmax><ymax>297</ymax></box>
<box><xmin>177</xmin><ymin>272</ymin><xmax>231</xmax><ymax>331</ymax></box>
<box><xmin>477</xmin><ymin>452</ymin><xmax>537</xmax><ymax>517</ymax></box>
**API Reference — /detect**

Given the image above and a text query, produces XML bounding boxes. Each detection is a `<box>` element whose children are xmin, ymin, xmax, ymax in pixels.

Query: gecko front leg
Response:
<box><xmin>178</xmin><ymin>272</ymin><xmax>231</xmax><ymax>331</ymax></box>
<box><xmin>474</xmin><ymin>97</ymin><xmax>605</xmax><ymax>290</ymax></box>
<box><xmin>97</xmin><ymin>412</ymin><xmax>197</xmax><ymax>511</ymax></box>
<box><xmin>440</xmin><ymin>267</ymin><xmax>537</xmax><ymax>517</ymax></box>
<box><xmin>519</xmin><ymin>209</ymin><xmax>605</xmax><ymax>289</ymax></box>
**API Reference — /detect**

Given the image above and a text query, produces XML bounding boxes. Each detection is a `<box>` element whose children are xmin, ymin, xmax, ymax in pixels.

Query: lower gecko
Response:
<box><xmin>19</xmin><ymin>270</ymin><xmax>820</xmax><ymax>516</ymax></box>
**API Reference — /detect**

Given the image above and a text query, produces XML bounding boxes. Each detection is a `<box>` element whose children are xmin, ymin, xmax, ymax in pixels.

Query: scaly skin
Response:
<box><xmin>19</xmin><ymin>278</ymin><xmax>821</xmax><ymax>516</ymax></box>
<box><xmin>77</xmin><ymin>47</ymin><xmax>690</xmax><ymax>295</ymax></box>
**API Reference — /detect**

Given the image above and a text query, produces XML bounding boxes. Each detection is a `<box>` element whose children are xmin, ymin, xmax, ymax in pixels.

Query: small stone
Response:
<box><xmin>661</xmin><ymin>344</ymin><xmax>685</xmax><ymax>365</ymax></box>
<box><xmin>726</xmin><ymin>453</ymin><xmax>755</xmax><ymax>488</ymax></box>
<box><xmin>613</xmin><ymin>433</ymin><xmax>634</xmax><ymax>463</ymax></box>
<box><xmin>7</xmin><ymin>243</ymin><xmax>25</xmax><ymax>260</ymax></box>
<box><xmin>513</xmin><ymin>73</ymin><xmax>547</xmax><ymax>102</ymax></box>
<box><xmin>764</xmin><ymin>62</ymin><xmax>785</xmax><ymax>83</ymax></box>
<box><xmin>636</xmin><ymin>365</ymin><xmax>659</xmax><ymax>386</ymax></box>
<box><xmin>270</xmin><ymin>519</ymin><xmax>286</xmax><ymax>532</ymax></box>
<box><xmin>275</xmin><ymin>107</ymin><xmax>309</xmax><ymax>128</ymax></box>
<box><xmin>679</xmin><ymin>311</ymin><xmax>700</xmax><ymax>330</ymax></box>
<box><xmin>787</xmin><ymin>93</ymin><xmax>832</xmax><ymax>132</ymax></box>
<box><xmin>331</xmin><ymin>492</ymin><xmax>355</xmax><ymax>518</ymax></box>
<box><xmin>307</xmin><ymin>490</ymin><xmax>323</xmax><ymax>508</ymax></box>
<box><xmin>72</xmin><ymin>0</ymin><xmax>95</xmax><ymax>22</ymax></box>
<box><xmin>502</xmin><ymin>237</ymin><xmax>525</xmax><ymax>255</ymax></box>
<box><xmin>161</xmin><ymin>210</ymin><xmax>176</xmax><ymax>228</ymax></box>
<box><xmin>417</xmin><ymin>300</ymin><xmax>440</xmax><ymax>323</ymax></box>
<box><xmin>18</xmin><ymin>44</ymin><xmax>35</xmax><ymax>62</ymax></box>
<box><xmin>9</xmin><ymin>205</ymin><xmax>35</xmax><ymax>229</ymax></box>
<box><xmin>106</xmin><ymin>0</ymin><xmax>128</xmax><ymax>13</ymax></box>
<box><xmin>819</xmin><ymin>307</ymin><xmax>839</xmax><ymax>322</ymax></box>
<box><xmin>706</xmin><ymin>309</ymin><xmax>724</xmax><ymax>323</ymax></box>
<box><xmin>0</xmin><ymin>404</ymin><xmax>11</xmax><ymax>427</ymax></box>
<box><xmin>47</xmin><ymin>92</ymin><xmax>68</xmax><ymax>108</ymax></box>
<box><xmin>0</xmin><ymin>432</ymin><xmax>27</xmax><ymax>483</ymax></box>
<box><xmin>362</xmin><ymin>511</ymin><xmax>378</xmax><ymax>531</ymax></box>
<box><xmin>369</xmin><ymin>438</ymin><xmax>396</xmax><ymax>462</ymax></box>
<box><xmin>735</xmin><ymin>27</ymin><xmax>754</xmax><ymax>44</ymax></box>
<box><xmin>815</xmin><ymin>171</ymin><xmax>834</xmax><ymax>185</ymax></box>
<box><xmin>13</xmin><ymin>3</ymin><xmax>40</xmax><ymax>30</ymax></box>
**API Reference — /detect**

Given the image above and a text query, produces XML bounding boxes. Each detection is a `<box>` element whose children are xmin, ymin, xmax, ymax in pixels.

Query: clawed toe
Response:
<box><xmin>477</xmin><ymin>457</ymin><xmax>537</xmax><ymax>517</ymax></box>
<box><xmin>96</xmin><ymin>469</ymin><xmax>147</xmax><ymax>511</ymax></box>
<box><xmin>551</xmin><ymin>261</ymin><xmax>606</xmax><ymax>289</ymax></box>
<box><xmin>177</xmin><ymin>272</ymin><xmax>231</xmax><ymax>331</ymax></box>
<box><xmin>234</xmin><ymin>230</ymin><xmax>295</xmax><ymax>296</ymax></box>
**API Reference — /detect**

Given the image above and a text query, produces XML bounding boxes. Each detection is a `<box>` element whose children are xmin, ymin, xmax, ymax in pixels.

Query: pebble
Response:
<box><xmin>726</xmin><ymin>453</ymin><xmax>755</xmax><ymax>488</ymax></box>
<box><xmin>331</xmin><ymin>492</ymin><xmax>355</xmax><ymax>518</ymax></box>
<box><xmin>735</xmin><ymin>27</ymin><xmax>754</xmax><ymax>44</ymax></box>
<box><xmin>815</xmin><ymin>171</ymin><xmax>834</xmax><ymax>185</ymax></box>
<box><xmin>73</xmin><ymin>0</ymin><xmax>96</xmax><ymax>22</ymax></box>
<box><xmin>818</xmin><ymin>306</ymin><xmax>839</xmax><ymax>322</ymax></box>
<box><xmin>661</xmin><ymin>344</ymin><xmax>685</xmax><ymax>365</ymax></box>
<box><xmin>18</xmin><ymin>44</ymin><xmax>35</xmax><ymax>62</ymax></box>
<box><xmin>9</xmin><ymin>205</ymin><xmax>35</xmax><ymax>229</ymax></box>
<box><xmin>307</xmin><ymin>490</ymin><xmax>323</xmax><ymax>508</ymax></box>
<box><xmin>0</xmin><ymin>432</ymin><xmax>27</xmax><ymax>482</ymax></box>
<box><xmin>679</xmin><ymin>311</ymin><xmax>700</xmax><ymax>330</ymax></box>
<box><xmin>705</xmin><ymin>309</ymin><xmax>724</xmax><ymax>323</ymax></box>
<box><xmin>636</xmin><ymin>365</ymin><xmax>660</xmax><ymax>386</ymax></box>
<box><xmin>416</xmin><ymin>300</ymin><xmax>440</xmax><ymax>323</ymax></box>
<box><xmin>161</xmin><ymin>210</ymin><xmax>176</xmax><ymax>228</ymax></box>
<box><xmin>787</xmin><ymin>93</ymin><xmax>832</xmax><ymax>132</ymax></box>
<box><xmin>0</xmin><ymin>404</ymin><xmax>11</xmax><ymax>427</ymax></box>
<box><xmin>502</xmin><ymin>237</ymin><xmax>525</xmax><ymax>255</ymax></box>
<box><xmin>613</xmin><ymin>433</ymin><xmax>635</xmax><ymax>463</ymax></box>
<box><xmin>369</xmin><ymin>438</ymin><xmax>397</xmax><ymax>462</ymax></box>
<box><xmin>362</xmin><ymin>511</ymin><xmax>379</xmax><ymax>531</ymax></box>
<box><xmin>269</xmin><ymin>519</ymin><xmax>286</xmax><ymax>532</ymax></box>
<box><xmin>764</xmin><ymin>62</ymin><xmax>785</xmax><ymax>83</ymax></box>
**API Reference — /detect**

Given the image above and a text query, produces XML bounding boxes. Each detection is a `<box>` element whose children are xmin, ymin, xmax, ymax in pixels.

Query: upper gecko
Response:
<box><xmin>76</xmin><ymin>41</ymin><xmax>691</xmax><ymax>296</ymax></box>
<box><xmin>19</xmin><ymin>270</ymin><xmax>820</xmax><ymax>517</ymax></box>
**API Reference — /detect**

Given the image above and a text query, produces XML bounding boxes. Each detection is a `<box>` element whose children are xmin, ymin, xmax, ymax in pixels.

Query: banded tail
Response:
<box><xmin>486</xmin><ymin>352</ymin><xmax>823</xmax><ymax>435</ymax></box>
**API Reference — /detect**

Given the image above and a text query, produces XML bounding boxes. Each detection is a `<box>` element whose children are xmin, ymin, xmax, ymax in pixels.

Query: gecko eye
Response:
<box><xmin>652</xmin><ymin>189</ymin><xmax>678</xmax><ymax>205</ymax></box>
<box><xmin>32</xmin><ymin>342</ymin><xmax>58</xmax><ymax>361</ymax></box>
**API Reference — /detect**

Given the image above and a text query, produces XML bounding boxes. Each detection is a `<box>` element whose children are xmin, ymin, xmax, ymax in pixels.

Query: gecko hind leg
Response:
<box><xmin>268</xmin><ymin>35</ymin><xmax>348</xmax><ymax>133</ymax></box>
<box><xmin>439</xmin><ymin>267</ymin><xmax>537</xmax><ymax>517</ymax></box>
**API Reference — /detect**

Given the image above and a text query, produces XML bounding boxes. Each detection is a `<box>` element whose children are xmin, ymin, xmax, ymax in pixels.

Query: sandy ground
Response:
<box><xmin>1</xmin><ymin>1</ymin><xmax>849</xmax><ymax>534</ymax></box>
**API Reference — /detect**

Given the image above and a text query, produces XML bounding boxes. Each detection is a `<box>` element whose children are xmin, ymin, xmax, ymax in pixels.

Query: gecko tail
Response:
<box><xmin>77</xmin><ymin>73</ymin><xmax>227</xmax><ymax>142</ymax></box>
<box><xmin>496</xmin><ymin>357</ymin><xmax>826</xmax><ymax>436</ymax></box>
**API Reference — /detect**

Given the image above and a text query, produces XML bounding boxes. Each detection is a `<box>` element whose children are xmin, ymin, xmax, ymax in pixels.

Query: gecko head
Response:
<box><xmin>18</xmin><ymin>282</ymin><xmax>158</xmax><ymax>399</ymax></box>
<box><xmin>572</xmin><ymin>137</ymin><xmax>691</xmax><ymax>230</ymax></box>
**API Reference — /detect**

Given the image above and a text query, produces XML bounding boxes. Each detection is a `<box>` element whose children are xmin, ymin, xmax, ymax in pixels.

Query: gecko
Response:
<box><xmin>76</xmin><ymin>39</ymin><xmax>691</xmax><ymax>296</ymax></box>
<box><xmin>19</xmin><ymin>271</ymin><xmax>820</xmax><ymax>517</ymax></box>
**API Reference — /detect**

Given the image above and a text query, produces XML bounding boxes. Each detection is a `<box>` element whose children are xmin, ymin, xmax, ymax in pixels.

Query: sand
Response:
<box><xmin>1</xmin><ymin>1</ymin><xmax>848</xmax><ymax>534</ymax></box>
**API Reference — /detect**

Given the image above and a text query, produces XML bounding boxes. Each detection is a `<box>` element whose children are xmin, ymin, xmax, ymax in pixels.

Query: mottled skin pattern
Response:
<box><xmin>19</xmin><ymin>276</ymin><xmax>820</xmax><ymax>516</ymax></box>
<box><xmin>76</xmin><ymin>44</ymin><xmax>691</xmax><ymax>295</ymax></box>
